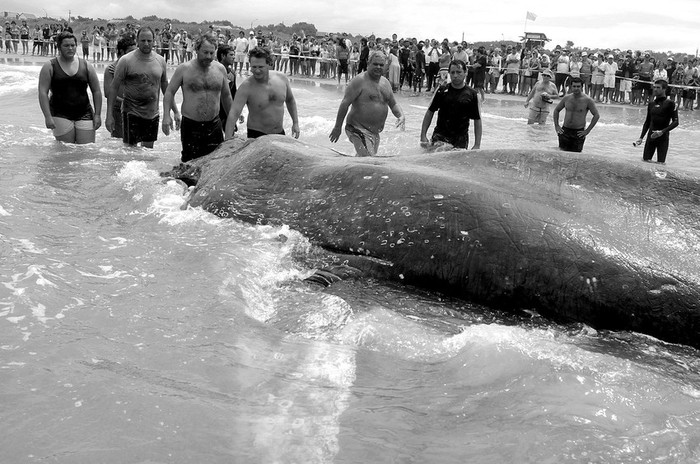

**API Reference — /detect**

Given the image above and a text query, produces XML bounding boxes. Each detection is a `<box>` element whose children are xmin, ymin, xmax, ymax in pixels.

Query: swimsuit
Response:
<box><xmin>180</xmin><ymin>116</ymin><xmax>223</xmax><ymax>162</ymax></box>
<box><xmin>345</xmin><ymin>124</ymin><xmax>380</xmax><ymax>157</ymax></box>
<box><xmin>558</xmin><ymin>126</ymin><xmax>586</xmax><ymax>153</ymax></box>
<box><xmin>247</xmin><ymin>128</ymin><xmax>285</xmax><ymax>139</ymax></box>
<box><xmin>123</xmin><ymin>113</ymin><xmax>159</xmax><ymax>145</ymax></box>
<box><xmin>48</xmin><ymin>58</ymin><xmax>94</xmax><ymax>136</ymax></box>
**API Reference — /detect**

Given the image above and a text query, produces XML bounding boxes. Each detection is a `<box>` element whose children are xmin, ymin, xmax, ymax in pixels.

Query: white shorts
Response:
<box><xmin>619</xmin><ymin>79</ymin><xmax>632</xmax><ymax>92</ymax></box>
<box><xmin>235</xmin><ymin>52</ymin><xmax>246</xmax><ymax>63</ymax></box>
<box><xmin>603</xmin><ymin>75</ymin><xmax>616</xmax><ymax>89</ymax></box>
<box><xmin>53</xmin><ymin>117</ymin><xmax>94</xmax><ymax>137</ymax></box>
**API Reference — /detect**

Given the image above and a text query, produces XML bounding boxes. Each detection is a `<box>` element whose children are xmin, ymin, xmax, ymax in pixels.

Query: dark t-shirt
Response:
<box><xmin>429</xmin><ymin>84</ymin><xmax>481</xmax><ymax>138</ymax></box>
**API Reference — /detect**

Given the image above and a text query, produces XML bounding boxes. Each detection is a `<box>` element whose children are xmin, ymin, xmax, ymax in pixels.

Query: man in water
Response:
<box><xmin>223</xmin><ymin>47</ymin><xmax>299</xmax><ymax>140</ymax></box>
<box><xmin>162</xmin><ymin>33</ymin><xmax>233</xmax><ymax>162</ymax></box>
<box><xmin>104</xmin><ymin>36</ymin><xmax>137</xmax><ymax>139</ymax></box>
<box><xmin>106</xmin><ymin>27</ymin><xmax>175</xmax><ymax>148</ymax></box>
<box><xmin>216</xmin><ymin>44</ymin><xmax>238</xmax><ymax>135</ymax></box>
<box><xmin>524</xmin><ymin>68</ymin><xmax>558</xmax><ymax>124</ymax></box>
<box><xmin>329</xmin><ymin>51</ymin><xmax>405</xmax><ymax>157</ymax></box>
<box><xmin>419</xmin><ymin>60</ymin><xmax>481</xmax><ymax>150</ymax></box>
<box><xmin>38</xmin><ymin>31</ymin><xmax>102</xmax><ymax>144</ymax></box>
<box><xmin>552</xmin><ymin>77</ymin><xmax>599</xmax><ymax>153</ymax></box>
<box><xmin>635</xmin><ymin>79</ymin><xmax>679</xmax><ymax>164</ymax></box>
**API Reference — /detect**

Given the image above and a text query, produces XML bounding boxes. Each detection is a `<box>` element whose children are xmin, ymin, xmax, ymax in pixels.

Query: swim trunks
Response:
<box><xmin>345</xmin><ymin>124</ymin><xmax>380</xmax><ymax>157</ymax></box>
<box><xmin>247</xmin><ymin>128</ymin><xmax>285</xmax><ymax>139</ymax></box>
<box><xmin>181</xmin><ymin>116</ymin><xmax>223</xmax><ymax>162</ymax></box>
<box><xmin>123</xmin><ymin>113</ymin><xmax>159</xmax><ymax>145</ymax></box>
<box><xmin>528</xmin><ymin>106</ymin><xmax>550</xmax><ymax>124</ymax></box>
<box><xmin>110</xmin><ymin>103</ymin><xmax>123</xmax><ymax>139</ymax></box>
<box><xmin>558</xmin><ymin>126</ymin><xmax>585</xmax><ymax>153</ymax></box>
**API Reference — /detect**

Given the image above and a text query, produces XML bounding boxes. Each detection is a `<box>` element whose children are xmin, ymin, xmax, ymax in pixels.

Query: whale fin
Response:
<box><xmin>304</xmin><ymin>265</ymin><xmax>363</xmax><ymax>287</ymax></box>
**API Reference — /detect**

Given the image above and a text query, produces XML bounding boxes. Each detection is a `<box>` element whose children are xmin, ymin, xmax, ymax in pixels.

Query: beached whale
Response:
<box><xmin>171</xmin><ymin>135</ymin><xmax>700</xmax><ymax>348</ymax></box>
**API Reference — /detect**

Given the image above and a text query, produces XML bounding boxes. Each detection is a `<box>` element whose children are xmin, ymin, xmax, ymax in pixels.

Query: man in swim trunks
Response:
<box><xmin>420</xmin><ymin>60</ymin><xmax>481</xmax><ymax>150</ymax></box>
<box><xmin>223</xmin><ymin>46</ymin><xmax>299</xmax><ymax>140</ymax></box>
<box><xmin>635</xmin><ymin>79</ymin><xmax>679</xmax><ymax>164</ymax></box>
<box><xmin>162</xmin><ymin>33</ymin><xmax>233</xmax><ymax>162</ymax></box>
<box><xmin>524</xmin><ymin>68</ymin><xmax>558</xmax><ymax>124</ymax></box>
<box><xmin>552</xmin><ymin>77</ymin><xmax>600</xmax><ymax>153</ymax></box>
<box><xmin>106</xmin><ymin>27</ymin><xmax>174</xmax><ymax>148</ymax></box>
<box><xmin>38</xmin><ymin>31</ymin><xmax>102</xmax><ymax>144</ymax></box>
<box><xmin>329</xmin><ymin>51</ymin><xmax>405</xmax><ymax>156</ymax></box>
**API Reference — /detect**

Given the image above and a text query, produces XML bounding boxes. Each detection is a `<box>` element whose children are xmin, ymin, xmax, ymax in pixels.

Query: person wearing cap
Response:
<box><xmin>553</xmin><ymin>77</ymin><xmax>599</xmax><ymax>153</ymax></box>
<box><xmin>601</xmin><ymin>54</ymin><xmax>618</xmax><ymax>103</ymax></box>
<box><xmin>590</xmin><ymin>53</ymin><xmax>605</xmax><ymax>102</ymax></box>
<box><xmin>554</xmin><ymin>48</ymin><xmax>570</xmax><ymax>96</ymax></box>
<box><xmin>579</xmin><ymin>51</ymin><xmax>593</xmax><ymax>93</ymax></box>
<box><xmin>524</xmin><ymin>68</ymin><xmax>558</xmax><ymax>124</ymax></box>
<box><xmin>665</xmin><ymin>57</ymin><xmax>676</xmax><ymax>97</ymax></box>
<box><xmin>618</xmin><ymin>53</ymin><xmax>636</xmax><ymax>104</ymax></box>
<box><xmin>635</xmin><ymin>79</ymin><xmax>678</xmax><ymax>164</ymax></box>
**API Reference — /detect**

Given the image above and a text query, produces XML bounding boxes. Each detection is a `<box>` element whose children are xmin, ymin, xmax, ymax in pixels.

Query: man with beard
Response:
<box><xmin>162</xmin><ymin>33</ymin><xmax>233</xmax><ymax>162</ymax></box>
<box><xmin>224</xmin><ymin>47</ymin><xmax>299</xmax><ymax>140</ymax></box>
<box><xmin>106</xmin><ymin>27</ymin><xmax>173</xmax><ymax>148</ymax></box>
<box><xmin>329</xmin><ymin>50</ymin><xmax>405</xmax><ymax>156</ymax></box>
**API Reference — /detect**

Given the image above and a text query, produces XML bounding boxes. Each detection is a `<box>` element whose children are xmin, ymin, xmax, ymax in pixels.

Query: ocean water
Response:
<box><xmin>1</xmin><ymin>59</ymin><xmax>700</xmax><ymax>463</ymax></box>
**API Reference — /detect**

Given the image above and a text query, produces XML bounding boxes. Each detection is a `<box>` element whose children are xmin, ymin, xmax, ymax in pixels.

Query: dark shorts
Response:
<box><xmin>558</xmin><ymin>126</ymin><xmax>586</xmax><ymax>153</ymax></box>
<box><xmin>247</xmin><ymin>128</ymin><xmax>285</xmax><ymax>139</ymax></box>
<box><xmin>110</xmin><ymin>104</ymin><xmax>123</xmax><ymax>139</ymax></box>
<box><xmin>338</xmin><ymin>59</ymin><xmax>348</xmax><ymax>74</ymax></box>
<box><xmin>180</xmin><ymin>116</ymin><xmax>223</xmax><ymax>162</ymax></box>
<box><xmin>123</xmin><ymin>113</ymin><xmax>159</xmax><ymax>145</ymax></box>
<box><xmin>431</xmin><ymin>131</ymin><xmax>468</xmax><ymax>149</ymax></box>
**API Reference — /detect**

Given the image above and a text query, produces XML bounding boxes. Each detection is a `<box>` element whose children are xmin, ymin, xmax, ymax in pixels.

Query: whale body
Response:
<box><xmin>178</xmin><ymin>136</ymin><xmax>700</xmax><ymax>348</ymax></box>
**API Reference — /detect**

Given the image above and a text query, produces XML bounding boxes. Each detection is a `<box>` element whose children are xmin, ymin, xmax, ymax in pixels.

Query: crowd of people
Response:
<box><xmin>33</xmin><ymin>22</ymin><xmax>682</xmax><ymax>164</ymax></box>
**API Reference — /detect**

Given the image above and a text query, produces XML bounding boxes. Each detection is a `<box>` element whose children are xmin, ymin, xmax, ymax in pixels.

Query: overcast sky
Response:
<box><xmin>11</xmin><ymin>0</ymin><xmax>700</xmax><ymax>55</ymax></box>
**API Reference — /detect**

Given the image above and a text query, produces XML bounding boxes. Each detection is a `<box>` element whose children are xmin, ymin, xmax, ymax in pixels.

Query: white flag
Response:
<box><xmin>526</xmin><ymin>11</ymin><xmax>537</xmax><ymax>21</ymax></box>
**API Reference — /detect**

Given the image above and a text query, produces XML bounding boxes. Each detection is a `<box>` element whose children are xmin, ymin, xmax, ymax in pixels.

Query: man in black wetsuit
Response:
<box><xmin>636</xmin><ymin>79</ymin><xmax>679</xmax><ymax>164</ymax></box>
<box><xmin>419</xmin><ymin>60</ymin><xmax>482</xmax><ymax>150</ymax></box>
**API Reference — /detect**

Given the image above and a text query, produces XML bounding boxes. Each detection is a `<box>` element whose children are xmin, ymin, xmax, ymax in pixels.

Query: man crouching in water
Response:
<box><xmin>162</xmin><ymin>33</ymin><xmax>233</xmax><ymax>162</ymax></box>
<box><xmin>329</xmin><ymin>50</ymin><xmax>405</xmax><ymax>156</ymax></box>
<box><xmin>224</xmin><ymin>46</ymin><xmax>300</xmax><ymax>139</ymax></box>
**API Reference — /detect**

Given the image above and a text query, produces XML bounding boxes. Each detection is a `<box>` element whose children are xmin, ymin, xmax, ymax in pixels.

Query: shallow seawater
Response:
<box><xmin>1</xmin><ymin>60</ymin><xmax>700</xmax><ymax>463</ymax></box>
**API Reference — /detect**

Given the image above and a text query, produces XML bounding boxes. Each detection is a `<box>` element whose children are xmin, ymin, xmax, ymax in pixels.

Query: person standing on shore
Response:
<box><xmin>635</xmin><ymin>79</ymin><xmax>679</xmax><ymax>164</ymax></box>
<box><xmin>162</xmin><ymin>34</ymin><xmax>233</xmax><ymax>162</ymax></box>
<box><xmin>38</xmin><ymin>31</ymin><xmax>102</xmax><ymax>144</ymax></box>
<box><xmin>329</xmin><ymin>51</ymin><xmax>405</xmax><ymax>156</ymax></box>
<box><xmin>552</xmin><ymin>77</ymin><xmax>599</xmax><ymax>152</ymax></box>
<box><xmin>106</xmin><ymin>27</ymin><xmax>174</xmax><ymax>148</ymax></box>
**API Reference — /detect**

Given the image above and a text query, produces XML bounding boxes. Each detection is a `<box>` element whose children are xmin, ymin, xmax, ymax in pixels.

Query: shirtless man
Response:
<box><xmin>524</xmin><ymin>68</ymin><xmax>558</xmax><ymax>124</ymax></box>
<box><xmin>329</xmin><ymin>51</ymin><xmax>405</xmax><ymax>156</ymax></box>
<box><xmin>552</xmin><ymin>77</ymin><xmax>600</xmax><ymax>153</ymax></box>
<box><xmin>163</xmin><ymin>33</ymin><xmax>233</xmax><ymax>162</ymax></box>
<box><xmin>106</xmin><ymin>27</ymin><xmax>174</xmax><ymax>148</ymax></box>
<box><xmin>223</xmin><ymin>47</ymin><xmax>299</xmax><ymax>140</ymax></box>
